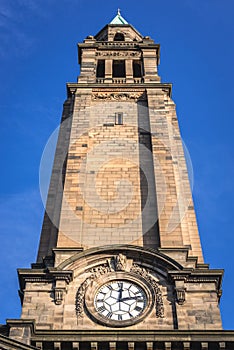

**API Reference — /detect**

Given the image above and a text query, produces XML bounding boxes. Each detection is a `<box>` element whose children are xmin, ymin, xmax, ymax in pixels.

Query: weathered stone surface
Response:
<box><xmin>3</xmin><ymin>15</ymin><xmax>231</xmax><ymax>350</ymax></box>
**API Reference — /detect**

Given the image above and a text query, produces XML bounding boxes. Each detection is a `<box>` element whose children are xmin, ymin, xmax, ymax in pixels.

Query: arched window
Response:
<box><xmin>112</xmin><ymin>60</ymin><xmax>126</xmax><ymax>77</ymax></box>
<box><xmin>133</xmin><ymin>60</ymin><xmax>142</xmax><ymax>78</ymax></box>
<box><xmin>96</xmin><ymin>60</ymin><xmax>105</xmax><ymax>78</ymax></box>
<box><xmin>114</xmin><ymin>33</ymin><xmax>125</xmax><ymax>41</ymax></box>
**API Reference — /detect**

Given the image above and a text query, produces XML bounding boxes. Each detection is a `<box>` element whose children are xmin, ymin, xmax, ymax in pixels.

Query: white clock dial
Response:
<box><xmin>94</xmin><ymin>280</ymin><xmax>147</xmax><ymax>321</ymax></box>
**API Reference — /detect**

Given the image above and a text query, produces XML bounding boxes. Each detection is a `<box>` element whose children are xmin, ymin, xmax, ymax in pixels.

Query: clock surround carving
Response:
<box><xmin>75</xmin><ymin>256</ymin><xmax>165</xmax><ymax>326</ymax></box>
<box><xmin>84</xmin><ymin>272</ymin><xmax>154</xmax><ymax>327</ymax></box>
<box><xmin>130</xmin><ymin>263</ymin><xmax>164</xmax><ymax>318</ymax></box>
<box><xmin>75</xmin><ymin>262</ymin><xmax>111</xmax><ymax>318</ymax></box>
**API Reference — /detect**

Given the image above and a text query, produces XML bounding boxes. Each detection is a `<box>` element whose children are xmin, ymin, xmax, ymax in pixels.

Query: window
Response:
<box><xmin>79</xmin><ymin>343</ymin><xmax>91</xmax><ymax>350</ymax></box>
<box><xmin>114</xmin><ymin>33</ymin><xmax>125</xmax><ymax>41</ymax></box>
<box><xmin>61</xmin><ymin>342</ymin><xmax>73</xmax><ymax>350</ymax></box>
<box><xmin>43</xmin><ymin>342</ymin><xmax>54</xmax><ymax>350</ymax></box>
<box><xmin>112</xmin><ymin>60</ymin><xmax>126</xmax><ymax>77</ymax></box>
<box><xmin>135</xmin><ymin>343</ymin><xmax>147</xmax><ymax>350</ymax></box>
<box><xmin>96</xmin><ymin>60</ymin><xmax>105</xmax><ymax>78</ymax></box>
<box><xmin>115</xmin><ymin>112</ymin><xmax>123</xmax><ymax>125</ymax></box>
<box><xmin>98</xmin><ymin>343</ymin><xmax>109</xmax><ymax>350</ymax></box>
<box><xmin>116</xmin><ymin>343</ymin><xmax>128</xmax><ymax>350</ymax></box>
<box><xmin>133</xmin><ymin>60</ymin><xmax>142</xmax><ymax>78</ymax></box>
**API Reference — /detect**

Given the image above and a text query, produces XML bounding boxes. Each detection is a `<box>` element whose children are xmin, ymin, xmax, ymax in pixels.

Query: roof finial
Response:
<box><xmin>110</xmin><ymin>10</ymin><xmax>128</xmax><ymax>25</ymax></box>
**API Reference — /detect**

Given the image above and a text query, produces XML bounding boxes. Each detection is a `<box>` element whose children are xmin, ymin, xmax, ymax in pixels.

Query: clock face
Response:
<box><xmin>94</xmin><ymin>280</ymin><xmax>147</xmax><ymax>322</ymax></box>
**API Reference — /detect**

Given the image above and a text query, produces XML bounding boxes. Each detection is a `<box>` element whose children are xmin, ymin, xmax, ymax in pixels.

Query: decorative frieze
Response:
<box><xmin>95</xmin><ymin>51</ymin><xmax>141</xmax><ymax>58</ymax></box>
<box><xmin>92</xmin><ymin>91</ymin><xmax>146</xmax><ymax>101</ymax></box>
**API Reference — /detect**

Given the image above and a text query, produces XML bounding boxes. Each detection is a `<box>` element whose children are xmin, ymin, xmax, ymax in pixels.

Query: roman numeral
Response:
<box><xmin>107</xmin><ymin>312</ymin><xmax>113</xmax><ymax>319</ymax></box>
<box><xmin>97</xmin><ymin>306</ymin><xmax>105</xmax><ymax>313</ymax></box>
<box><xmin>134</xmin><ymin>291</ymin><xmax>141</xmax><ymax>296</ymax></box>
<box><xmin>135</xmin><ymin>306</ymin><xmax>143</xmax><ymax>312</ymax></box>
<box><xmin>118</xmin><ymin>314</ymin><xmax>122</xmax><ymax>321</ymax></box>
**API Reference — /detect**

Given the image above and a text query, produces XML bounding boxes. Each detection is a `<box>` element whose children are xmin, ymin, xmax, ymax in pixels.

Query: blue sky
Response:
<box><xmin>0</xmin><ymin>0</ymin><xmax>234</xmax><ymax>328</ymax></box>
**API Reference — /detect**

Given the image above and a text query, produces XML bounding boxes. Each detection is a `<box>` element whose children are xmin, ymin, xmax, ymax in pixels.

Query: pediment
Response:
<box><xmin>95</xmin><ymin>24</ymin><xmax>144</xmax><ymax>42</ymax></box>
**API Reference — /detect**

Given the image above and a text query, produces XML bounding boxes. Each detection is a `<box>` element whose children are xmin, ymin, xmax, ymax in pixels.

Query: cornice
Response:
<box><xmin>17</xmin><ymin>268</ymin><xmax>73</xmax><ymax>292</ymax></box>
<box><xmin>55</xmin><ymin>244</ymin><xmax>183</xmax><ymax>272</ymax></box>
<box><xmin>66</xmin><ymin>82</ymin><xmax>172</xmax><ymax>97</ymax></box>
<box><xmin>78</xmin><ymin>43</ymin><xmax>160</xmax><ymax>49</ymax></box>
<box><xmin>31</xmin><ymin>328</ymin><xmax>234</xmax><ymax>342</ymax></box>
<box><xmin>168</xmin><ymin>268</ymin><xmax>223</xmax><ymax>299</ymax></box>
<box><xmin>5</xmin><ymin>320</ymin><xmax>234</xmax><ymax>341</ymax></box>
<box><xmin>0</xmin><ymin>334</ymin><xmax>37</xmax><ymax>350</ymax></box>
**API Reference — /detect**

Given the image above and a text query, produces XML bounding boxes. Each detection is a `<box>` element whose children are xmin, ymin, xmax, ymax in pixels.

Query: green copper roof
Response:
<box><xmin>110</xmin><ymin>9</ymin><xmax>128</xmax><ymax>25</ymax></box>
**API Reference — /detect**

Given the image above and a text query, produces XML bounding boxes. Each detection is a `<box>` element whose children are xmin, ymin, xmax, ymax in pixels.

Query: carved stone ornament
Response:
<box><xmin>92</xmin><ymin>92</ymin><xmax>146</xmax><ymax>101</ymax></box>
<box><xmin>75</xmin><ymin>259</ymin><xmax>164</xmax><ymax>319</ymax></box>
<box><xmin>115</xmin><ymin>253</ymin><xmax>127</xmax><ymax>271</ymax></box>
<box><xmin>96</xmin><ymin>51</ymin><xmax>141</xmax><ymax>58</ymax></box>
<box><xmin>130</xmin><ymin>263</ymin><xmax>164</xmax><ymax>318</ymax></box>
<box><xmin>75</xmin><ymin>263</ymin><xmax>111</xmax><ymax>317</ymax></box>
<box><xmin>175</xmin><ymin>288</ymin><xmax>186</xmax><ymax>305</ymax></box>
<box><xmin>54</xmin><ymin>288</ymin><xmax>64</xmax><ymax>305</ymax></box>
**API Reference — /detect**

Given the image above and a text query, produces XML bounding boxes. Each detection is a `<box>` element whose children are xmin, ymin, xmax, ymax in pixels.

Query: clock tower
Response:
<box><xmin>2</xmin><ymin>10</ymin><xmax>234</xmax><ymax>350</ymax></box>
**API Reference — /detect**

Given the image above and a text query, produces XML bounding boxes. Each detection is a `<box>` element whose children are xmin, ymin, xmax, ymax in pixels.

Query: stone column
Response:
<box><xmin>79</xmin><ymin>47</ymin><xmax>97</xmax><ymax>84</ymax></box>
<box><xmin>54</xmin><ymin>342</ymin><xmax>61</xmax><ymax>350</ymax></box>
<box><xmin>109</xmin><ymin>342</ymin><xmax>116</xmax><ymax>350</ymax></box>
<box><xmin>165</xmin><ymin>342</ymin><xmax>171</xmax><ymax>350</ymax></box>
<box><xmin>126</xmin><ymin>59</ymin><xmax>134</xmax><ymax>83</ymax></box>
<box><xmin>142</xmin><ymin>49</ymin><xmax>159</xmax><ymax>83</ymax></box>
<box><xmin>105</xmin><ymin>59</ymin><xmax>112</xmax><ymax>83</ymax></box>
<box><xmin>146</xmin><ymin>342</ymin><xmax>154</xmax><ymax>350</ymax></box>
<box><xmin>219</xmin><ymin>343</ymin><xmax>226</xmax><ymax>349</ymax></box>
<box><xmin>73</xmin><ymin>343</ymin><xmax>79</xmax><ymax>350</ymax></box>
<box><xmin>128</xmin><ymin>342</ymin><xmax>135</xmax><ymax>350</ymax></box>
<box><xmin>91</xmin><ymin>342</ymin><xmax>98</xmax><ymax>350</ymax></box>
<box><xmin>183</xmin><ymin>342</ymin><xmax>190</xmax><ymax>350</ymax></box>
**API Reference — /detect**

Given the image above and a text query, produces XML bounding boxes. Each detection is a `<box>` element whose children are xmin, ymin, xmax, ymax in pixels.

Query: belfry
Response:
<box><xmin>1</xmin><ymin>11</ymin><xmax>234</xmax><ymax>350</ymax></box>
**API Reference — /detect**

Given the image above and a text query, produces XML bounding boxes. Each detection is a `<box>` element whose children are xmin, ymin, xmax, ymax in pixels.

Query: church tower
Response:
<box><xmin>2</xmin><ymin>11</ymin><xmax>234</xmax><ymax>350</ymax></box>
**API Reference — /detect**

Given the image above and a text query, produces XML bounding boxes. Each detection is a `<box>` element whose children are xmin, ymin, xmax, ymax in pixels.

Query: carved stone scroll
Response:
<box><xmin>130</xmin><ymin>263</ymin><xmax>164</xmax><ymax>318</ymax></box>
<box><xmin>75</xmin><ymin>263</ymin><xmax>111</xmax><ymax>317</ymax></box>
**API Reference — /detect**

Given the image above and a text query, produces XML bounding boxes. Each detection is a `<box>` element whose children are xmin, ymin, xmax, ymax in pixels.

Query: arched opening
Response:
<box><xmin>112</xmin><ymin>60</ymin><xmax>126</xmax><ymax>77</ymax></box>
<box><xmin>133</xmin><ymin>60</ymin><xmax>143</xmax><ymax>78</ymax></box>
<box><xmin>96</xmin><ymin>60</ymin><xmax>105</xmax><ymax>78</ymax></box>
<box><xmin>114</xmin><ymin>32</ymin><xmax>125</xmax><ymax>41</ymax></box>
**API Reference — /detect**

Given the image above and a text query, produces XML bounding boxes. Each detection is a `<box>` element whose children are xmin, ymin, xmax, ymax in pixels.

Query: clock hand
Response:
<box><xmin>121</xmin><ymin>296</ymin><xmax>144</xmax><ymax>302</ymax></box>
<box><xmin>118</xmin><ymin>283</ymin><xmax>123</xmax><ymax>302</ymax></box>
